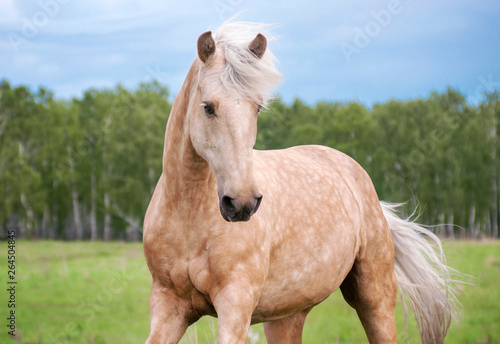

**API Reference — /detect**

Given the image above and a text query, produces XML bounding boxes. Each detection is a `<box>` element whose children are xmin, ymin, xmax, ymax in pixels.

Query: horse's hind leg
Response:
<box><xmin>340</xmin><ymin>235</ymin><xmax>398</xmax><ymax>343</ymax></box>
<box><xmin>263</xmin><ymin>308</ymin><xmax>311</xmax><ymax>344</ymax></box>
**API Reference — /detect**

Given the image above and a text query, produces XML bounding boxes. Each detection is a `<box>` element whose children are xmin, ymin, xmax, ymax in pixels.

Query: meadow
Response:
<box><xmin>2</xmin><ymin>240</ymin><xmax>499</xmax><ymax>343</ymax></box>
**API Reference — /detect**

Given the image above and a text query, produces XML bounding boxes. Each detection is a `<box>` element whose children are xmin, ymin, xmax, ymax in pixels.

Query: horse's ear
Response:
<box><xmin>197</xmin><ymin>31</ymin><xmax>216</xmax><ymax>64</ymax></box>
<box><xmin>248</xmin><ymin>33</ymin><xmax>267</xmax><ymax>59</ymax></box>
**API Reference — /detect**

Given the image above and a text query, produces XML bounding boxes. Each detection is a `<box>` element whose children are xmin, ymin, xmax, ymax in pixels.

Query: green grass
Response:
<box><xmin>1</xmin><ymin>240</ymin><xmax>499</xmax><ymax>343</ymax></box>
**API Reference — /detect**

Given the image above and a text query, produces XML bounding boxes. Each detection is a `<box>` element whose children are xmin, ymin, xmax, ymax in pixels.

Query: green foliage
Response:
<box><xmin>0</xmin><ymin>78</ymin><xmax>499</xmax><ymax>239</ymax></box>
<box><xmin>0</xmin><ymin>79</ymin><xmax>169</xmax><ymax>240</ymax></box>
<box><xmin>1</xmin><ymin>241</ymin><xmax>498</xmax><ymax>343</ymax></box>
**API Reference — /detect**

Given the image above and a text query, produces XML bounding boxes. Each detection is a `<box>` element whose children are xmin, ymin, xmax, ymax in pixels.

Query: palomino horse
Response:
<box><xmin>143</xmin><ymin>21</ymin><xmax>456</xmax><ymax>344</ymax></box>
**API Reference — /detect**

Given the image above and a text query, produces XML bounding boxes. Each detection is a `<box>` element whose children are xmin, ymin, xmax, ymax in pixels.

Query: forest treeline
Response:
<box><xmin>1</xmin><ymin>78</ymin><xmax>498</xmax><ymax>240</ymax></box>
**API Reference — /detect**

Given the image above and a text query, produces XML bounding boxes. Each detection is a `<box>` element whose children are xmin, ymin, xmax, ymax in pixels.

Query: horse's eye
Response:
<box><xmin>201</xmin><ymin>102</ymin><xmax>216</xmax><ymax>117</ymax></box>
<box><xmin>257</xmin><ymin>105</ymin><xmax>262</xmax><ymax>113</ymax></box>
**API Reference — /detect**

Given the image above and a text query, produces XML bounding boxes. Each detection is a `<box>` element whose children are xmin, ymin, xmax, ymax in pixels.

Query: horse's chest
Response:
<box><xmin>145</xmin><ymin>240</ymin><xmax>188</xmax><ymax>288</ymax></box>
<box><xmin>145</xmin><ymin>218</ymin><xmax>212</xmax><ymax>289</ymax></box>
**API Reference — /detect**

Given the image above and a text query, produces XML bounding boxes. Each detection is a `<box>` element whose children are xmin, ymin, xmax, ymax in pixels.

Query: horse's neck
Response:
<box><xmin>162</xmin><ymin>61</ymin><xmax>214</xmax><ymax>196</ymax></box>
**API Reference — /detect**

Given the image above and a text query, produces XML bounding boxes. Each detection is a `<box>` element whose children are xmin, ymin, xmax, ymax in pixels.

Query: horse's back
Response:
<box><xmin>254</xmin><ymin>145</ymin><xmax>380</xmax><ymax>226</ymax></box>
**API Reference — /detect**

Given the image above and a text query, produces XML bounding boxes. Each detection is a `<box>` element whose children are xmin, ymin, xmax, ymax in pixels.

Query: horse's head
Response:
<box><xmin>188</xmin><ymin>25</ymin><xmax>280</xmax><ymax>222</ymax></box>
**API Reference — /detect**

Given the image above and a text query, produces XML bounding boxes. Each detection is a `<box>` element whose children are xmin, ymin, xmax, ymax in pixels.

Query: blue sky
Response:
<box><xmin>1</xmin><ymin>0</ymin><xmax>499</xmax><ymax>106</ymax></box>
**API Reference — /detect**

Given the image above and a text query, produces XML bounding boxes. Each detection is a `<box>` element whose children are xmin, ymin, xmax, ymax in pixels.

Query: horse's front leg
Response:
<box><xmin>212</xmin><ymin>282</ymin><xmax>260</xmax><ymax>344</ymax></box>
<box><xmin>145</xmin><ymin>279</ymin><xmax>196</xmax><ymax>344</ymax></box>
<box><xmin>263</xmin><ymin>308</ymin><xmax>312</xmax><ymax>344</ymax></box>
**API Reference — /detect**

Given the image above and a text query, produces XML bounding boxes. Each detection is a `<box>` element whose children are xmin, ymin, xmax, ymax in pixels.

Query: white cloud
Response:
<box><xmin>0</xmin><ymin>0</ymin><xmax>20</xmax><ymax>24</ymax></box>
<box><xmin>1</xmin><ymin>0</ymin><xmax>499</xmax><ymax>106</ymax></box>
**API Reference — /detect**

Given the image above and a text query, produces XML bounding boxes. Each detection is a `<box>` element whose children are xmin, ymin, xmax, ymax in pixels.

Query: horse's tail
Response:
<box><xmin>380</xmin><ymin>201</ymin><xmax>459</xmax><ymax>344</ymax></box>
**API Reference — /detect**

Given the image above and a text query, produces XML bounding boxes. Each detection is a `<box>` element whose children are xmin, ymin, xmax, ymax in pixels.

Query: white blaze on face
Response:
<box><xmin>193</xmin><ymin>96</ymin><xmax>262</xmax><ymax>221</ymax></box>
<box><xmin>192</xmin><ymin>30</ymin><xmax>270</xmax><ymax>221</ymax></box>
<box><xmin>190</xmin><ymin>67</ymin><xmax>261</xmax><ymax>221</ymax></box>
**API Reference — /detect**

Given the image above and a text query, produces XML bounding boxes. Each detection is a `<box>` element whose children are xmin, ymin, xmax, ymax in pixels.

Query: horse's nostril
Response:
<box><xmin>253</xmin><ymin>195</ymin><xmax>263</xmax><ymax>214</ymax></box>
<box><xmin>220</xmin><ymin>194</ymin><xmax>262</xmax><ymax>222</ymax></box>
<box><xmin>221</xmin><ymin>196</ymin><xmax>236</xmax><ymax>217</ymax></box>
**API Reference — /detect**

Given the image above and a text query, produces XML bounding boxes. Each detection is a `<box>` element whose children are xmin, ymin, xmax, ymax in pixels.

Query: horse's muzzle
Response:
<box><xmin>220</xmin><ymin>194</ymin><xmax>262</xmax><ymax>222</ymax></box>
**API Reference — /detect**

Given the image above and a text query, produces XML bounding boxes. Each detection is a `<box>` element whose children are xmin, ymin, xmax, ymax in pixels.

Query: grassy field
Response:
<box><xmin>1</xmin><ymin>240</ymin><xmax>499</xmax><ymax>343</ymax></box>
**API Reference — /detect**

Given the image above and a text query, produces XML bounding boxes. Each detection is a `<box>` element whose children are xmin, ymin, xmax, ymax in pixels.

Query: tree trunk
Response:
<box><xmin>469</xmin><ymin>205</ymin><xmax>476</xmax><ymax>238</ymax></box>
<box><xmin>103</xmin><ymin>191</ymin><xmax>111</xmax><ymax>241</ymax></box>
<box><xmin>41</xmin><ymin>205</ymin><xmax>49</xmax><ymax>239</ymax></box>
<box><xmin>103</xmin><ymin>163</ymin><xmax>112</xmax><ymax>241</ymax></box>
<box><xmin>90</xmin><ymin>173</ymin><xmax>97</xmax><ymax>241</ymax></box>
<box><xmin>491</xmin><ymin>106</ymin><xmax>498</xmax><ymax>238</ymax></box>
<box><xmin>486</xmin><ymin>211</ymin><xmax>492</xmax><ymax>237</ymax></box>
<box><xmin>50</xmin><ymin>193</ymin><xmax>58</xmax><ymax>239</ymax></box>
<box><xmin>68</xmin><ymin>155</ymin><xmax>83</xmax><ymax>240</ymax></box>
<box><xmin>72</xmin><ymin>187</ymin><xmax>82</xmax><ymax>240</ymax></box>
<box><xmin>447</xmin><ymin>211</ymin><xmax>455</xmax><ymax>239</ymax></box>
<box><xmin>126</xmin><ymin>225</ymin><xmax>137</xmax><ymax>242</ymax></box>
<box><xmin>438</xmin><ymin>212</ymin><xmax>445</xmax><ymax>237</ymax></box>
<box><xmin>20</xmin><ymin>192</ymin><xmax>33</xmax><ymax>238</ymax></box>
<box><xmin>493</xmin><ymin>176</ymin><xmax>499</xmax><ymax>238</ymax></box>
<box><xmin>114</xmin><ymin>205</ymin><xmax>139</xmax><ymax>241</ymax></box>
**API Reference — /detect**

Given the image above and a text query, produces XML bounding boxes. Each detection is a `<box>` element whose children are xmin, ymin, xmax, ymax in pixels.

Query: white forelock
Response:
<box><xmin>212</xmin><ymin>21</ymin><xmax>283</xmax><ymax>106</ymax></box>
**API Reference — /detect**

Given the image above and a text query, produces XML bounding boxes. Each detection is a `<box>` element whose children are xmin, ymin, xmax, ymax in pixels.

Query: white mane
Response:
<box><xmin>212</xmin><ymin>21</ymin><xmax>282</xmax><ymax>106</ymax></box>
